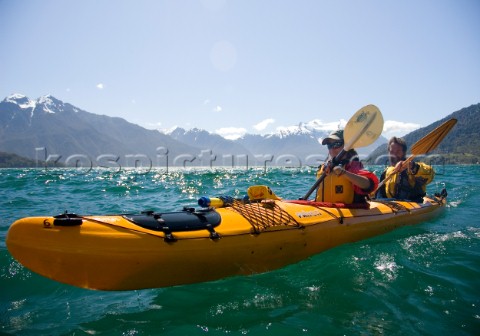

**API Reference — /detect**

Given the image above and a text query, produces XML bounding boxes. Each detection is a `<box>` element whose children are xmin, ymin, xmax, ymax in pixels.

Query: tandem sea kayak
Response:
<box><xmin>6</xmin><ymin>186</ymin><xmax>447</xmax><ymax>291</ymax></box>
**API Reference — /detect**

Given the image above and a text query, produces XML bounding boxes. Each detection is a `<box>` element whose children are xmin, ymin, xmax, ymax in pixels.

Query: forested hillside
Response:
<box><xmin>366</xmin><ymin>103</ymin><xmax>480</xmax><ymax>165</ymax></box>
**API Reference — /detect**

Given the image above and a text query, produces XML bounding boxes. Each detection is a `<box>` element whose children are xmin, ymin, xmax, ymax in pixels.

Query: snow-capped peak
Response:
<box><xmin>5</xmin><ymin>93</ymin><xmax>27</xmax><ymax>101</ymax></box>
<box><xmin>2</xmin><ymin>94</ymin><xmax>72</xmax><ymax>116</ymax></box>
<box><xmin>4</xmin><ymin>93</ymin><xmax>36</xmax><ymax>109</ymax></box>
<box><xmin>37</xmin><ymin>94</ymin><xmax>61</xmax><ymax>113</ymax></box>
<box><xmin>272</xmin><ymin>124</ymin><xmax>311</xmax><ymax>139</ymax></box>
<box><xmin>37</xmin><ymin>95</ymin><xmax>53</xmax><ymax>104</ymax></box>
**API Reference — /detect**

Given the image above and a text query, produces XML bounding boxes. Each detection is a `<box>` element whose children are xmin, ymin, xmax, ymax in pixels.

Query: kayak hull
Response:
<box><xmin>6</xmin><ymin>197</ymin><xmax>446</xmax><ymax>290</ymax></box>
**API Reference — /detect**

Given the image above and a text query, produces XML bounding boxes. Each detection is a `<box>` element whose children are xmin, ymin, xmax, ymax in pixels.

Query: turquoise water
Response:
<box><xmin>1</xmin><ymin>166</ymin><xmax>479</xmax><ymax>335</ymax></box>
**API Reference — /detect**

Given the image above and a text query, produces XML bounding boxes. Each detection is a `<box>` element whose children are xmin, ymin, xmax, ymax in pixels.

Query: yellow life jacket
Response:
<box><xmin>415</xmin><ymin>162</ymin><xmax>435</xmax><ymax>184</ymax></box>
<box><xmin>315</xmin><ymin>166</ymin><xmax>354</xmax><ymax>204</ymax></box>
<box><xmin>384</xmin><ymin>166</ymin><xmax>400</xmax><ymax>198</ymax></box>
<box><xmin>384</xmin><ymin>162</ymin><xmax>435</xmax><ymax>198</ymax></box>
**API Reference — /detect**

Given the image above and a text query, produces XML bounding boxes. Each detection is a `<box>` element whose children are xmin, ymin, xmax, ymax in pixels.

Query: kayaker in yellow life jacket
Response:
<box><xmin>316</xmin><ymin>130</ymin><xmax>379</xmax><ymax>204</ymax></box>
<box><xmin>376</xmin><ymin>136</ymin><xmax>434</xmax><ymax>202</ymax></box>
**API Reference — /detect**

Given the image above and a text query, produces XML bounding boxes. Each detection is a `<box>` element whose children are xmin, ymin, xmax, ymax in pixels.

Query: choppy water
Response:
<box><xmin>1</xmin><ymin>166</ymin><xmax>479</xmax><ymax>335</ymax></box>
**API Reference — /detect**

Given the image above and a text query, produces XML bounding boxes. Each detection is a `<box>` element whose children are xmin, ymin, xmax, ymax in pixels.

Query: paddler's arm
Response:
<box><xmin>333</xmin><ymin>166</ymin><xmax>372</xmax><ymax>190</ymax></box>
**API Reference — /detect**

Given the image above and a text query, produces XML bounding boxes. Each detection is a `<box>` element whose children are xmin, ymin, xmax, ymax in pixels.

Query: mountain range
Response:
<box><xmin>0</xmin><ymin>94</ymin><xmax>386</xmax><ymax>168</ymax></box>
<box><xmin>1</xmin><ymin>94</ymin><xmax>478</xmax><ymax>168</ymax></box>
<box><xmin>366</xmin><ymin>102</ymin><xmax>480</xmax><ymax>165</ymax></box>
<box><xmin>0</xmin><ymin>94</ymin><xmax>198</xmax><ymax>168</ymax></box>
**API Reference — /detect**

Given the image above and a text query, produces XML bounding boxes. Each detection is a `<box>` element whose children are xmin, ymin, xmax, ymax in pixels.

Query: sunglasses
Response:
<box><xmin>326</xmin><ymin>141</ymin><xmax>344</xmax><ymax>150</ymax></box>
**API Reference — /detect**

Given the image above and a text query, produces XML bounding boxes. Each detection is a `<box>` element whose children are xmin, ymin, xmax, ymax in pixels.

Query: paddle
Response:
<box><xmin>372</xmin><ymin>118</ymin><xmax>457</xmax><ymax>197</ymax></box>
<box><xmin>300</xmin><ymin>104</ymin><xmax>384</xmax><ymax>200</ymax></box>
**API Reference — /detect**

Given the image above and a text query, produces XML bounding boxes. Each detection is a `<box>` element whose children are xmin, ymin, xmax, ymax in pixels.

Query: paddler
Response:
<box><xmin>316</xmin><ymin>130</ymin><xmax>378</xmax><ymax>204</ymax></box>
<box><xmin>376</xmin><ymin>136</ymin><xmax>434</xmax><ymax>202</ymax></box>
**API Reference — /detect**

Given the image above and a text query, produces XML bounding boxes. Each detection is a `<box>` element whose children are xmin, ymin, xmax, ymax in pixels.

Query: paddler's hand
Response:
<box><xmin>323</xmin><ymin>161</ymin><xmax>333</xmax><ymax>174</ymax></box>
<box><xmin>394</xmin><ymin>160</ymin><xmax>416</xmax><ymax>173</ymax></box>
<box><xmin>333</xmin><ymin>166</ymin><xmax>345</xmax><ymax>176</ymax></box>
<box><xmin>393</xmin><ymin>161</ymin><xmax>405</xmax><ymax>173</ymax></box>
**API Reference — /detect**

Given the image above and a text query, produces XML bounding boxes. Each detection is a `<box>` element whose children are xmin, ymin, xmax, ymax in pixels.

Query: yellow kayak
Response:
<box><xmin>6</xmin><ymin>190</ymin><xmax>447</xmax><ymax>291</ymax></box>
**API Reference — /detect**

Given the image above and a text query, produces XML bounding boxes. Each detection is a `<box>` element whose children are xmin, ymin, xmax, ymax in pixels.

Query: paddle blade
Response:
<box><xmin>411</xmin><ymin>118</ymin><xmax>457</xmax><ymax>155</ymax></box>
<box><xmin>344</xmin><ymin>104</ymin><xmax>384</xmax><ymax>150</ymax></box>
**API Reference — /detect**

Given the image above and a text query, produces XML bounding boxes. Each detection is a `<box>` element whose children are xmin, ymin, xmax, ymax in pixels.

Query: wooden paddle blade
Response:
<box><xmin>344</xmin><ymin>104</ymin><xmax>384</xmax><ymax>150</ymax></box>
<box><xmin>411</xmin><ymin>118</ymin><xmax>457</xmax><ymax>155</ymax></box>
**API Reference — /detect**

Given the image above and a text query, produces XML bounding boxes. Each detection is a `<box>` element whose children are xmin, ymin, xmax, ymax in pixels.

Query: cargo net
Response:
<box><xmin>229</xmin><ymin>200</ymin><xmax>300</xmax><ymax>233</ymax></box>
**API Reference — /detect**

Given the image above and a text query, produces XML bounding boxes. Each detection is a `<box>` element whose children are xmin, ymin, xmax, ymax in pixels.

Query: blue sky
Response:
<box><xmin>1</xmin><ymin>0</ymin><xmax>479</xmax><ymax>140</ymax></box>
